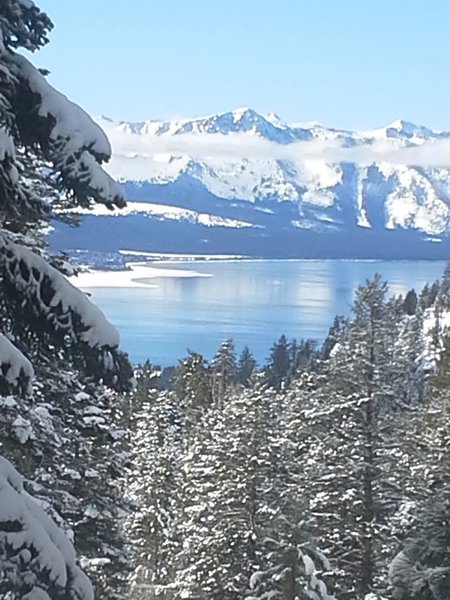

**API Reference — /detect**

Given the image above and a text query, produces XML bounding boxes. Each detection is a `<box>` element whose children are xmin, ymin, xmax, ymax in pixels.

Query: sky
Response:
<box><xmin>33</xmin><ymin>0</ymin><xmax>450</xmax><ymax>130</ymax></box>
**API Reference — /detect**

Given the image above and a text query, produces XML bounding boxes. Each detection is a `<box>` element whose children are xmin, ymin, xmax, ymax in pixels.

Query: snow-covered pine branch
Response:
<box><xmin>0</xmin><ymin>332</ymin><xmax>33</xmax><ymax>396</ymax></box>
<box><xmin>0</xmin><ymin>455</ymin><xmax>94</xmax><ymax>599</ymax></box>
<box><xmin>0</xmin><ymin>1</ymin><xmax>125</xmax><ymax>231</ymax></box>
<box><xmin>0</xmin><ymin>235</ymin><xmax>132</xmax><ymax>390</ymax></box>
<box><xmin>9</xmin><ymin>53</ymin><xmax>125</xmax><ymax>210</ymax></box>
<box><xmin>0</xmin><ymin>0</ymin><xmax>51</xmax><ymax>53</ymax></box>
<box><xmin>0</xmin><ymin>3</ymin><xmax>133</xmax><ymax>596</ymax></box>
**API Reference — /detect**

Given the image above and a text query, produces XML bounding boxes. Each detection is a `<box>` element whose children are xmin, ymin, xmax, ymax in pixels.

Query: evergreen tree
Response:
<box><xmin>418</xmin><ymin>281</ymin><xmax>439</xmax><ymax>310</ymax></box>
<box><xmin>0</xmin><ymin>2</ymin><xmax>132</xmax><ymax>596</ymax></box>
<box><xmin>438</xmin><ymin>262</ymin><xmax>450</xmax><ymax>307</ymax></box>
<box><xmin>247</xmin><ymin>387</ymin><xmax>334</xmax><ymax>600</ymax></box>
<box><xmin>391</xmin><ymin>306</ymin><xmax>426</xmax><ymax>405</ymax></box>
<box><xmin>127</xmin><ymin>390</ymin><xmax>183</xmax><ymax>599</ymax></box>
<box><xmin>390</xmin><ymin>336</ymin><xmax>450</xmax><ymax>600</ymax></box>
<box><xmin>265</xmin><ymin>334</ymin><xmax>291</xmax><ymax>391</ymax></box>
<box><xmin>237</xmin><ymin>345</ymin><xmax>257</xmax><ymax>387</ymax></box>
<box><xmin>0</xmin><ymin>455</ymin><xmax>94</xmax><ymax>599</ymax></box>
<box><xmin>402</xmin><ymin>289</ymin><xmax>418</xmax><ymax>316</ymax></box>
<box><xmin>289</xmin><ymin>338</ymin><xmax>317</xmax><ymax>378</ymax></box>
<box><xmin>175</xmin><ymin>384</ymin><xmax>279</xmax><ymax>599</ymax></box>
<box><xmin>288</xmin><ymin>276</ymin><xmax>419</xmax><ymax>598</ymax></box>
<box><xmin>248</xmin><ymin>507</ymin><xmax>334</xmax><ymax>600</ymax></box>
<box><xmin>320</xmin><ymin>315</ymin><xmax>347</xmax><ymax>360</ymax></box>
<box><xmin>174</xmin><ymin>351</ymin><xmax>211</xmax><ymax>434</ymax></box>
<box><xmin>210</xmin><ymin>338</ymin><xmax>237</xmax><ymax>406</ymax></box>
<box><xmin>390</xmin><ymin>499</ymin><xmax>450</xmax><ymax>600</ymax></box>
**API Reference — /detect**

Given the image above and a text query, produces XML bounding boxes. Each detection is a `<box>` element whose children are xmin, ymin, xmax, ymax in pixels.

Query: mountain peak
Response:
<box><xmin>385</xmin><ymin>118</ymin><xmax>433</xmax><ymax>139</ymax></box>
<box><xmin>387</xmin><ymin>118</ymin><xmax>417</xmax><ymax>131</ymax></box>
<box><xmin>228</xmin><ymin>106</ymin><xmax>261</xmax><ymax>125</ymax></box>
<box><xmin>231</xmin><ymin>106</ymin><xmax>253</xmax><ymax>118</ymax></box>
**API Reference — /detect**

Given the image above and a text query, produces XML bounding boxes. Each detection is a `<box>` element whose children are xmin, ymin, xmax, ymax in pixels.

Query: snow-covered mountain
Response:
<box><xmin>50</xmin><ymin>108</ymin><xmax>450</xmax><ymax>259</ymax></box>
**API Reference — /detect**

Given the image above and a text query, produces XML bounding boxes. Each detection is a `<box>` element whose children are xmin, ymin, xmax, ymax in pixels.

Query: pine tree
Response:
<box><xmin>0</xmin><ymin>2</ymin><xmax>132</xmax><ymax>596</ymax></box>
<box><xmin>175</xmin><ymin>383</ymin><xmax>279</xmax><ymax>599</ymax></box>
<box><xmin>210</xmin><ymin>338</ymin><xmax>237</xmax><ymax>407</ymax></box>
<box><xmin>390</xmin><ymin>499</ymin><xmax>450</xmax><ymax>600</ymax></box>
<box><xmin>402</xmin><ymin>289</ymin><xmax>418</xmax><ymax>316</ymax></box>
<box><xmin>127</xmin><ymin>389</ymin><xmax>183</xmax><ymax>599</ymax></box>
<box><xmin>390</xmin><ymin>336</ymin><xmax>450</xmax><ymax>600</ymax></box>
<box><xmin>247</xmin><ymin>507</ymin><xmax>334</xmax><ymax>600</ymax></box>
<box><xmin>0</xmin><ymin>455</ymin><xmax>94</xmax><ymax>599</ymax></box>
<box><xmin>320</xmin><ymin>315</ymin><xmax>348</xmax><ymax>361</ymax></box>
<box><xmin>289</xmin><ymin>338</ymin><xmax>317</xmax><ymax>379</ymax></box>
<box><xmin>247</xmin><ymin>386</ymin><xmax>334</xmax><ymax>600</ymax></box>
<box><xmin>174</xmin><ymin>351</ymin><xmax>211</xmax><ymax>434</ymax></box>
<box><xmin>265</xmin><ymin>334</ymin><xmax>291</xmax><ymax>391</ymax></box>
<box><xmin>288</xmin><ymin>277</ymin><xmax>420</xmax><ymax>598</ymax></box>
<box><xmin>418</xmin><ymin>281</ymin><xmax>439</xmax><ymax>310</ymax></box>
<box><xmin>237</xmin><ymin>345</ymin><xmax>257</xmax><ymax>387</ymax></box>
<box><xmin>0</xmin><ymin>0</ymin><xmax>130</xmax><ymax>390</ymax></box>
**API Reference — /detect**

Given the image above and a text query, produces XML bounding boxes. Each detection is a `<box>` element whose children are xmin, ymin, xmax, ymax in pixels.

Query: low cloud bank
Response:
<box><xmin>106</xmin><ymin>129</ymin><xmax>450</xmax><ymax>168</ymax></box>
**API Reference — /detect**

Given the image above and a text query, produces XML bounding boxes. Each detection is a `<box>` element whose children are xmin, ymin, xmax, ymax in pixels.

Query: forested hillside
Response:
<box><xmin>127</xmin><ymin>275</ymin><xmax>450</xmax><ymax>600</ymax></box>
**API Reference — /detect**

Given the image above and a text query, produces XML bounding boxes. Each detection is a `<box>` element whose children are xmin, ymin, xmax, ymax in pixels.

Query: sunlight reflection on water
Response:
<box><xmin>83</xmin><ymin>259</ymin><xmax>446</xmax><ymax>366</ymax></box>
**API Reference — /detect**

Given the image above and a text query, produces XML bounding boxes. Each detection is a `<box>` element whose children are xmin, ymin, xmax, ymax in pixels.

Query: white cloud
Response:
<box><xmin>104</xmin><ymin>128</ymin><xmax>450</xmax><ymax>168</ymax></box>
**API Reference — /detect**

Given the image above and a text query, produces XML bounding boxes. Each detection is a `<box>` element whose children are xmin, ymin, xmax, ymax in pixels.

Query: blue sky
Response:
<box><xmin>34</xmin><ymin>0</ymin><xmax>450</xmax><ymax>130</ymax></box>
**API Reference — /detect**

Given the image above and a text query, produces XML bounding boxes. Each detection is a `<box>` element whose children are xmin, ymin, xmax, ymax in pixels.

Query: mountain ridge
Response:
<box><xmin>49</xmin><ymin>108</ymin><xmax>450</xmax><ymax>260</ymax></box>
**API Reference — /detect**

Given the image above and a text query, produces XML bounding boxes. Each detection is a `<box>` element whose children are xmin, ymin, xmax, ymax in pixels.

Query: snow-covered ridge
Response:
<box><xmin>58</xmin><ymin>201</ymin><xmax>255</xmax><ymax>229</ymax></box>
<box><xmin>50</xmin><ymin>108</ymin><xmax>450</xmax><ymax>240</ymax></box>
<box><xmin>95</xmin><ymin>108</ymin><xmax>450</xmax><ymax>152</ymax></box>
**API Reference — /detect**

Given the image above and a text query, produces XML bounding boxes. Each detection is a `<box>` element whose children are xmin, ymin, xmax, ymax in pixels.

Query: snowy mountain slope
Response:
<box><xmin>49</xmin><ymin>109</ymin><xmax>450</xmax><ymax>259</ymax></box>
<box><xmin>59</xmin><ymin>201</ymin><xmax>256</xmax><ymax>229</ymax></box>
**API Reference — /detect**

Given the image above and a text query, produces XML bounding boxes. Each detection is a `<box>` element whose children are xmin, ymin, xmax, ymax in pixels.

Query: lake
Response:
<box><xmin>81</xmin><ymin>259</ymin><xmax>447</xmax><ymax>367</ymax></box>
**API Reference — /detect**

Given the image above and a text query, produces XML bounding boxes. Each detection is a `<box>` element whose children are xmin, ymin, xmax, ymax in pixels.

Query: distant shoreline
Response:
<box><xmin>118</xmin><ymin>249</ymin><xmax>248</xmax><ymax>261</ymax></box>
<box><xmin>69</xmin><ymin>252</ymin><xmax>446</xmax><ymax>290</ymax></box>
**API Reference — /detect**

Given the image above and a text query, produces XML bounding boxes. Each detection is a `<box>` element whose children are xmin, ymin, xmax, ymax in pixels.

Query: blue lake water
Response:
<box><xmin>84</xmin><ymin>260</ymin><xmax>447</xmax><ymax>367</ymax></box>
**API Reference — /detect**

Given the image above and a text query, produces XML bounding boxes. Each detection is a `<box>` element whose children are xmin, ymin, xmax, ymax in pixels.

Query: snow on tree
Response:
<box><xmin>286</xmin><ymin>276</ymin><xmax>425</xmax><ymax>598</ymax></box>
<box><xmin>246</xmin><ymin>387</ymin><xmax>334</xmax><ymax>600</ymax></box>
<box><xmin>127</xmin><ymin>360</ymin><xmax>336</xmax><ymax>600</ymax></box>
<box><xmin>173</xmin><ymin>385</ymin><xmax>270</xmax><ymax>598</ymax></box>
<box><xmin>210</xmin><ymin>338</ymin><xmax>237</xmax><ymax>407</ymax></box>
<box><xmin>173</xmin><ymin>378</ymin><xmax>330</xmax><ymax>600</ymax></box>
<box><xmin>0</xmin><ymin>236</ymin><xmax>132</xmax><ymax>390</ymax></box>
<box><xmin>0</xmin><ymin>0</ymin><xmax>131</xmax><ymax>393</ymax></box>
<box><xmin>0</xmin><ymin>0</ymin><xmax>125</xmax><ymax>224</ymax></box>
<box><xmin>123</xmin><ymin>274</ymin><xmax>450</xmax><ymax>599</ymax></box>
<box><xmin>127</xmin><ymin>388</ymin><xmax>183</xmax><ymax>599</ymax></box>
<box><xmin>0</xmin><ymin>455</ymin><xmax>93</xmax><ymax>599</ymax></box>
<box><xmin>0</xmin><ymin>361</ymin><xmax>132</xmax><ymax>598</ymax></box>
<box><xmin>0</xmin><ymin>332</ymin><xmax>33</xmax><ymax>396</ymax></box>
<box><xmin>174</xmin><ymin>351</ymin><xmax>211</xmax><ymax>434</ymax></box>
<box><xmin>320</xmin><ymin>315</ymin><xmax>348</xmax><ymax>361</ymax></box>
<box><xmin>247</xmin><ymin>512</ymin><xmax>335</xmax><ymax>600</ymax></box>
<box><xmin>0</xmin><ymin>2</ymin><xmax>133</xmax><ymax>597</ymax></box>
<box><xmin>389</xmin><ymin>502</ymin><xmax>450</xmax><ymax>600</ymax></box>
<box><xmin>389</xmin><ymin>336</ymin><xmax>450</xmax><ymax>600</ymax></box>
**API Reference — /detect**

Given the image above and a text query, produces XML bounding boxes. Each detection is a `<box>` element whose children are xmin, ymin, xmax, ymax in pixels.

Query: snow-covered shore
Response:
<box><xmin>69</xmin><ymin>262</ymin><xmax>212</xmax><ymax>289</ymax></box>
